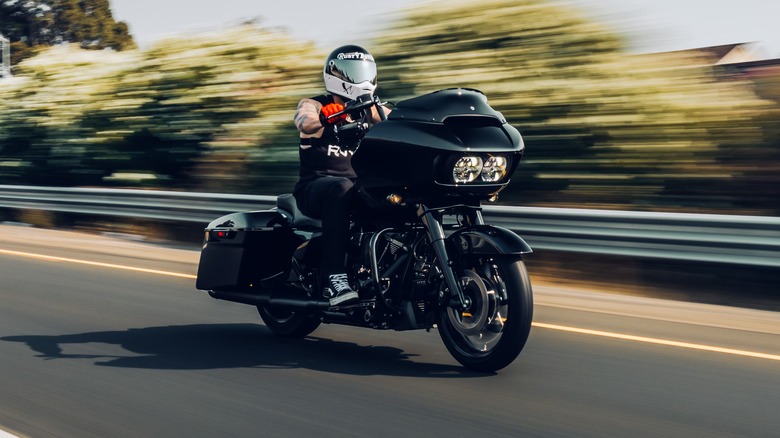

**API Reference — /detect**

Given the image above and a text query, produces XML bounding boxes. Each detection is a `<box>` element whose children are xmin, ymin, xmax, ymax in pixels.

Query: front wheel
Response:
<box><xmin>257</xmin><ymin>306</ymin><xmax>321</xmax><ymax>338</ymax></box>
<box><xmin>438</xmin><ymin>256</ymin><xmax>533</xmax><ymax>372</ymax></box>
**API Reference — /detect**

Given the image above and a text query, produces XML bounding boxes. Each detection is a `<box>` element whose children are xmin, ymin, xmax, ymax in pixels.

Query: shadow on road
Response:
<box><xmin>2</xmin><ymin>323</ymin><xmax>487</xmax><ymax>378</ymax></box>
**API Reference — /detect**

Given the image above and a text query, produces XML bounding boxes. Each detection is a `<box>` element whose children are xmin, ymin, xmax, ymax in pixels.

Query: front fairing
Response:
<box><xmin>351</xmin><ymin>88</ymin><xmax>524</xmax><ymax>199</ymax></box>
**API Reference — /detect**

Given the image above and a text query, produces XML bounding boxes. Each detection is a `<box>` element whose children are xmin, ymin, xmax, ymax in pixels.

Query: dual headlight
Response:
<box><xmin>452</xmin><ymin>155</ymin><xmax>509</xmax><ymax>184</ymax></box>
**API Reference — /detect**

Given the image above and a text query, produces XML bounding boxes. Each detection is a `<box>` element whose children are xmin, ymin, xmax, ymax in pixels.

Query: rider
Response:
<box><xmin>293</xmin><ymin>45</ymin><xmax>389</xmax><ymax>306</ymax></box>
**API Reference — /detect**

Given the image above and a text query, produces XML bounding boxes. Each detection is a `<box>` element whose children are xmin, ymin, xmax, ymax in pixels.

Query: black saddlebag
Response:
<box><xmin>195</xmin><ymin>210</ymin><xmax>304</xmax><ymax>291</ymax></box>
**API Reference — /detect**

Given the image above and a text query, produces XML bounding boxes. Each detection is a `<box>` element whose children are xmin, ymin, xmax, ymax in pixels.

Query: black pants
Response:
<box><xmin>294</xmin><ymin>176</ymin><xmax>355</xmax><ymax>278</ymax></box>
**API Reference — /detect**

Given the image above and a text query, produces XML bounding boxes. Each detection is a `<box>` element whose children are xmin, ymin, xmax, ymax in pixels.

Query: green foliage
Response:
<box><xmin>101</xmin><ymin>26</ymin><xmax>322</xmax><ymax>192</ymax></box>
<box><xmin>0</xmin><ymin>26</ymin><xmax>322</xmax><ymax>190</ymax></box>
<box><xmin>373</xmin><ymin>0</ymin><xmax>777</xmax><ymax>213</ymax></box>
<box><xmin>0</xmin><ymin>0</ymin><xmax>778</xmax><ymax>214</ymax></box>
<box><xmin>0</xmin><ymin>46</ymin><xmax>136</xmax><ymax>184</ymax></box>
<box><xmin>0</xmin><ymin>0</ymin><xmax>134</xmax><ymax>66</ymax></box>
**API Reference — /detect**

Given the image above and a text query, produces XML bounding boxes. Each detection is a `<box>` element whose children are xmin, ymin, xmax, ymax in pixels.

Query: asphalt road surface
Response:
<box><xmin>0</xmin><ymin>225</ymin><xmax>778</xmax><ymax>437</ymax></box>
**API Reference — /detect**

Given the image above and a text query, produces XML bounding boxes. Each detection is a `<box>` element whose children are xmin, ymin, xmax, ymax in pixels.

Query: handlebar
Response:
<box><xmin>326</xmin><ymin>94</ymin><xmax>387</xmax><ymax>148</ymax></box>
<box><xmin>325</xmin><ymin>94</ymin><xmax>387</xmax><ymax>124</ymax></box>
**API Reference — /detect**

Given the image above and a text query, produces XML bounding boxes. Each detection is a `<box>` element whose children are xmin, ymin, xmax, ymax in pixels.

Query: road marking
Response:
<box><xmin>0</xmin><ymin>248</ymin><xmax>197</xmax><ymax>279</ymax></box>
<box><xmin>533</xmin><ymin>322</ymin><xmax>780</xmax><ymax>362</ymax></box>
<box><xmin>3</xmin><ymin>247</ymin><xmax>779</xmax><ymax>362</ymax></box>
<box><xmin>0</xmin><ymin>429</ymin><xmax>21</xmax><ymax>438</ymax></box>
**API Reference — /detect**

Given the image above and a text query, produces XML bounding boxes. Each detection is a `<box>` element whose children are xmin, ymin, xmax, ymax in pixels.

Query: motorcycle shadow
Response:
<box><xmin>2</xmin><ymin>323</ymin><xmax>489</xmax><ymax>378</ymax></box>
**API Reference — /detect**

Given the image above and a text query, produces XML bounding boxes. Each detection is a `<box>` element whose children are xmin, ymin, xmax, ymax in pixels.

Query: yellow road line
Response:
<box><xmin>0</xmin><ymin>428</ymin><xmax>20</xmax><ymax>438</ymax></box>
<box><xmin>533</xmin><ymin>322</ymin><xmax>780</xmax><ymax>362</ymax></box>
<box><xmin>0</xmin><ymin>248</ymin><xmax>197</xmax><ymax>279</ymax></box>
<box><xmin>2</xmin><ymin>247</ymin><xmax>779</xmax><ymax>362</ymax></box>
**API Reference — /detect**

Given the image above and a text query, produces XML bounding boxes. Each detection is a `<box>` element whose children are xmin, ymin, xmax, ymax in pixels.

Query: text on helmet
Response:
<box><xmin>337</xmin><ymin>52</ymin><xmax>375</xmax><ymax>62</ymax></box>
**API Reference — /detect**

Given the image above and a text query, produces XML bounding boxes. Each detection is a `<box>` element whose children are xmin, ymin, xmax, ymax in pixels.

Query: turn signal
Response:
<box><xmin>387</xmin><ymin>193</ymin><xmax>404</xmax><ymax>205</ymax></box>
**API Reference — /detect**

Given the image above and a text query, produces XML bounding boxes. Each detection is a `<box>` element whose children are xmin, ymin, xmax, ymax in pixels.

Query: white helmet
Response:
<box><xmin>323</xmin><ymin>45</ymin><xmax>378</xmax><ymax>101</ymax></box>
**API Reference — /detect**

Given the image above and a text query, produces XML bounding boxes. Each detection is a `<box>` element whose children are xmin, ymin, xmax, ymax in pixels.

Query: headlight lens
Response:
<box><xmin>452</xmin><ymin>156</ymin><xmax>483</xmax><ymax>183</ymax></box>
<box><xmin>481</xmin><ymin>156</ymin><xmax>508</xmax><ymax>182</ymax></box>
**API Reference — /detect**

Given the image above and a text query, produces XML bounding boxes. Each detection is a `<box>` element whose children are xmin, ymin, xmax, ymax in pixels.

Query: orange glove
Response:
<box><xmin>319</xmin><ymin>102</ymin><xmax>347</xmax><ymax>125</ymax></box>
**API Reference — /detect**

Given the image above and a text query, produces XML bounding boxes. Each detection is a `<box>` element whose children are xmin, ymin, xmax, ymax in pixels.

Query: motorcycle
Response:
<box><xmin>195</xmin><ymin>88</ymin><xmax>533</xmax><ymax>372</ymax></box>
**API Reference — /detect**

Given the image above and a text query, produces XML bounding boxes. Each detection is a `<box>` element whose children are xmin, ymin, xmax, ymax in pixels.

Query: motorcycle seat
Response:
<box><xmin>276</xmin><ymin>193</ymin><xmax>322</xmax><ymax>229</ymax></box>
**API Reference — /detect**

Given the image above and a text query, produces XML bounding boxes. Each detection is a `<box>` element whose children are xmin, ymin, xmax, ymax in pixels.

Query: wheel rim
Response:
<box><xmin>446</xmin><ymin>270</ymin><xmax>490</xmax><ymax>336</ymax></box>
<box><xmin>445</xmin><ymin>263</ymin><xmax>509</xmax><ymax>355</ymax></box>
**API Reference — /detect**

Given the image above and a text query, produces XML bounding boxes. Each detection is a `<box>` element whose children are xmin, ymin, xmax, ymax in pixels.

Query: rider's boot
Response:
<box><xmin>324</xmin><ymin>273</ymin><xmax>359</xmax><ymax>306</ymax></box>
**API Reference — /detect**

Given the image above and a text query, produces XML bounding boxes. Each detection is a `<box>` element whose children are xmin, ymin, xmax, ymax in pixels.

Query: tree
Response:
<box><xmin>0</xmin><ymin>1</ymin><xmax>52</xmax><ymax>45</ymax></box>
<box><xmin>0</xmin><ymin>0</ymin><xmax>134</xmax><ymax>65</ymax></box>
<box><xmin>1</xmin><ymin>0</ymin><xmax>778</xmax><ymax>214</ymax></box>
<box><xmin>0</xmin><ymin>25</ymin><xmax>321</xmax><ymax>190</ymax></box>
<box><xmin>373</xmin><ymin>0</ymin><xmax>776</xmax><ymax>214</ymax></box>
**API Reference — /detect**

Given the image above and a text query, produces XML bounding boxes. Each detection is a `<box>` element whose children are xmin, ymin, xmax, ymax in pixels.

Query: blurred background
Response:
<box><xmin>1</xmin><ymin>0</ymin><xmax>779</xmax><ymax>214</ymax></box>
<box><xmin>1</xmin><ymin>0</ymin><xmax>779</xmax><ymax>305</ymax></box>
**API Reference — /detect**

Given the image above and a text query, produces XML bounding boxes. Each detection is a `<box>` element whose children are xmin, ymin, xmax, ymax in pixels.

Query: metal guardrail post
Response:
<box><xmin>0</xmin><ymin>34</ymin><xmax>10</xmax><ymax>79</ymax></box>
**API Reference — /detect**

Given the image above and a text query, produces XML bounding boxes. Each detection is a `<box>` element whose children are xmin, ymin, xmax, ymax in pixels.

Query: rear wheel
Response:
<box><xmin>438</xmin><ymin>256</ymin><xmax>533</xmax><ymax>372</ymax></box>
<box><xmin>257</xmin><ymin>306</ymin><xmax>321</xmax><ymax>338</ymax></box>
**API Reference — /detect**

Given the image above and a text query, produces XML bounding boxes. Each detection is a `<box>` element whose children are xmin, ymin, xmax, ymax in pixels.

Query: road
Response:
<box><xmin>0</xmin><ymin>225</ymin><xmax>778</xmax><ymax>437</ymax></box>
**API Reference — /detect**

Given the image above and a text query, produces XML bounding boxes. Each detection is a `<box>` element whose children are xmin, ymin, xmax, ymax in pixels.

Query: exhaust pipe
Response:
<box><xmin>208</xmin><ymin>289</ymin><xmax>329</xmax><ymax>311</ymax></box>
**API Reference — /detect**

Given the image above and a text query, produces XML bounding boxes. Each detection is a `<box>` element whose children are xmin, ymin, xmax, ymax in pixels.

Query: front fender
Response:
<box><xmin>449</xmin><ymin>225</ymin><xmax>532</xmax><ymax>256</ymax></box>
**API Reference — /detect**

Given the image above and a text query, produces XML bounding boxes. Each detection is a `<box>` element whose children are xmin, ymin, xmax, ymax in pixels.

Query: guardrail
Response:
<box><xmin>0</xmin><ymin>184</ymin><xmax>778</xmax><ymax>268</ymax></box>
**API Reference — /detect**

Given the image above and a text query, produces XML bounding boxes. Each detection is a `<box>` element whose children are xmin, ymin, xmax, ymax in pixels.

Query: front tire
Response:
<box><xmin>257</xmin><ymin>306</ymin><xmax>321</xmax><ymax>338</ymax></box>
<box><xmin>438</xmin><ymin>256</ymin><xmax>533</xmax><ymax>372</ymax></box>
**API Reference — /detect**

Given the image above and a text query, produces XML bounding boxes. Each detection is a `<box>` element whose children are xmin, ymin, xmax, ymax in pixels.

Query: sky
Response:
<box><xmin>111</xmin><ymin>0</ymin><xmax>780</xmax><ymax>58</ymax></box>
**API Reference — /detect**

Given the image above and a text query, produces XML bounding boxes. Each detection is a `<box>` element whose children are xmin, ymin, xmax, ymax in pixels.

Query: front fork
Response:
<box><xmin>418</xmin><ymin>204</ymin><xmax>483</xmax><ymax>310</ymax></box>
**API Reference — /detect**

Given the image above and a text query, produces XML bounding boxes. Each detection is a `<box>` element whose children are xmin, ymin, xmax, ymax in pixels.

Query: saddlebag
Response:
<box><xmin>195</xmin><ymin>210</ymin><xmax>304</xmax><ymax>291</ymax></box>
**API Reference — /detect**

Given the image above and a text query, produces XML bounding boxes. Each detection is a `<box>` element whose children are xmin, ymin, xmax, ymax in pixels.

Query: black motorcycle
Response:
<box><xmin>196</xmin><ymin>88</ymin><xmax>533</xmax><ymax>372</ymax></box>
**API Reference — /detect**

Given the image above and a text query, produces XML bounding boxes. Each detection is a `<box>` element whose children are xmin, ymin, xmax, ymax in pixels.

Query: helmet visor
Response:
<box><xmin>328</xmin><ymin>58</ymin><xmax>377</xmax><ymax>85</ymax></box>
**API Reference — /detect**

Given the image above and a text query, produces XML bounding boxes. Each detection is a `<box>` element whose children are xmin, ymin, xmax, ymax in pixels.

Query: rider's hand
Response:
<box><xmin>319</xmin><ymin>103</ymin><xmax>347</xmax><ymax>126</ymax></box>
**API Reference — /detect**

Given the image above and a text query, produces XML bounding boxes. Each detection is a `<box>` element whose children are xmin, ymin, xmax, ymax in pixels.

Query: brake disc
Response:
<box><xmin>446</xmin><ymin>270</ymin><xmax>490</xmax><ymax>336</ymax></box>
